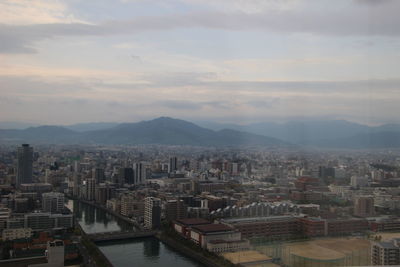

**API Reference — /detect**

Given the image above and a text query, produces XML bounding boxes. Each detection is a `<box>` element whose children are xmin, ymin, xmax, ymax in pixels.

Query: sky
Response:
<box><xmin>0</xmin><ymin>0</ymin><xmax>399</xmax><ymax>126</ymax></box>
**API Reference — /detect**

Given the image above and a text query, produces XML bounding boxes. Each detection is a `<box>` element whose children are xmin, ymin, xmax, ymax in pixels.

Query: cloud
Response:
<box><xmin>1</xmin><ymin>72</ymin><xmax>400</xmax><ymax>124</ymax></box>
<box><xmin>1</xmin><ymin>0</ymin><xmax>400</xmax><ymax>54</ymax></box>
<box><xmin>0</xmin><ymin>0</ymin><xmax>84</xmax><ymax>25</ymax></box>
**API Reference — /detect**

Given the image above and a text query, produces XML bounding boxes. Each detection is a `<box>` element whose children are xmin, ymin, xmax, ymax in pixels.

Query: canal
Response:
<box><xmin>66</xmin><ymin>199</ymin><xmax>204</xmax><ymax>267</ymax></box>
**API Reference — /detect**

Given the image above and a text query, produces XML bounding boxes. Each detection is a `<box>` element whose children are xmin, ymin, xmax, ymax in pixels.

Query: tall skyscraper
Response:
<box><xmin>144</xmin><ymin>197</ymin><xmax>161</xmax><ymax>229</ymax></box>
<box><xmin>169</xmin><ymin>157</ymin><xmax>177</xmax><ymax>173</ymax></box>
<box><xmin>16</xmin><ymin>144</ymin><xmax>33</xmax><ymax>187</ymax></box>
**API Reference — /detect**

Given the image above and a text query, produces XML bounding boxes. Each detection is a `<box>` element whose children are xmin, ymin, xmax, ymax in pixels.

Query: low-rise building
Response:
<box><xmin>222</xmin><ymin>216</ymin><xmax>300</xmax><ymax>239</ymax></box>
<box><xmin>2</xmin><ymin>228</ymin><xmax>32</xmax><ymax>240</ymax></box>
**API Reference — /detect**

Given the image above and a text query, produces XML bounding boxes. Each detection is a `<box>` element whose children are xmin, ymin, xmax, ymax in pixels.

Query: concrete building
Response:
<box><xmin>42</xmin><ymin>192</ymin><xmax>64</xmax><ymax>213</ymax></box>
<box><xmin>221</xmin><ymin>216</ymin><xmax>300</xmax><ymax>239</ymax></box>
<box><xmin>120</xmin><ymin>194</ymin><xmax>144</xmax><ymax>217</ymax></box>
<box><xmin>7</xmin><ymin>212</ymin><xmax>73</xmax><ymax>231</ymax></box>
<box><xmin>165</xmin><ymin>199</ymin><xmax>187</xmax><ymax>221</ymax></box>
<box><xmin>134</xmin><ymin>163</ymin><xmax>146</xmax><ymax>184</ymax></box>
<box><xmin>86</xmin><ymin>178</ymin><xmax>96</xmax><ymax>201</ymax></box>
<box><xmin>144</xmin><ymin>197</ymin><xmax>161</xmax><ymax>229</ymax></box>
<box><xmin>354</xmin><ymin>195</ymin><xmax>375</xmax><ymax>217</ymax></box>
<box><xmin>17</xmin><ymin>144</ymin><xmax>33</xmax><ymax>187</ymax></box>
<box><xmin>169</xmin><ymin>157</ymin><xmax>178</xmax><ymax>173</ymax></box>
<box><xmin>46</xmin><ymin>240</ymin><xmax>65</xmax><ymax>267</ymax></box>
<box><xmin>189</xmin><ymin>223</ymin><xmax>241</xmax><ymax>249</ymax></box>
<box><xmin>372</xmin><ymin>239</ymin><xmax>400</xmax><ymax>266</ymax></box>
<box><xmin>93</xmin><ymin>168</ymin><xmax>105</xmax><ymax>184</ymax></box>
<box><xmin>20</xmin><ymin>183</ymin><xmax>52</xmax><ymax>194</ymax></box>
<box><xmin>350</xmin><ymin>176</ymin><xmax>369</xmax><ymax>188</ymax></box>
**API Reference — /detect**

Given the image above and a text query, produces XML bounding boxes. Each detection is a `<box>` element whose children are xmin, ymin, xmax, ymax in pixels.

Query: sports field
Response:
<box><xmin>254</xmin><ymin>237</ymin><xmax>371</xmax><ymax>267</ymax></box>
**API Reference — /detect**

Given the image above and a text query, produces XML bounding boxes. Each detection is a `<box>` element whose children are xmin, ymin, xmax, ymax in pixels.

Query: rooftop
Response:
<box><xmin>191</xmin><ymin>223</ymin><xmax>234</xmax><ymax>233</ymax></box>
<box><xmin>175</xmin><ymin>218</ymin><xmax>210</xmax><ymax>226</ymax></box>
<box><xmin>222</xmin><ymin>215</ymin><xmax>297</xmax><ymax>224</ymax></box>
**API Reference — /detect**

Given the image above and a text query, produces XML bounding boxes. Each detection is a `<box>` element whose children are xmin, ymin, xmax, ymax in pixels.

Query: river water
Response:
<box><xmin>67</xmin><ymin>199</ymin><xmax>204</xmax><ymax>267</ymax></box>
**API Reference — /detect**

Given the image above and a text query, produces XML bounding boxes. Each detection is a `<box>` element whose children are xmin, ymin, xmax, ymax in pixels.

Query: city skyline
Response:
<box><xmin>1</xmin><ymin>0</ymin><xmax>400</xmax><ymax>125</ymax></box>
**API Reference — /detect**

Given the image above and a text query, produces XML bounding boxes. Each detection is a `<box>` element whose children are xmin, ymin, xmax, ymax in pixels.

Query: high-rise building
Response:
<box><xmin>169</xmin><ymin>157</ymin><xmax>178</xmax><ymax>173</ymax></box>
<box><xmin>166</xmin><ymin>199</ymin><xmax>187</xmax><ymax>221</ymax></box>
<box><xmin>144</xmin><ymin>197</ymin><xmax>161</xmax><ymax>229</ymax></box>
<box><xmin>354</xmin><ymin>195</ymin><xmax>375</xmax><ymax>217</ymax></box>
<box><xmin>42</xmin><ymin>192</ymin><xmax>64</xmax><ymax>213</ymax></box>
<box><xmin>134</xmin><ymin>163</ymin><xmax>146</xmax><ymax>184</ymax></box>
<box><xmin>122</xmin><ymin>168</ymin><xmax>134</xmax><ymax>184</ymax></box>
<box><xmin>93</xmin><ymin>168</ymin><xmax>105</xmax><ymax>184</ymax></box>
<box><xmin>73</xmin><ymin>173</ymin><xmax>81</xmax><ymax>197</ymax></box>
<box><xmin>86</xmin><ymin>178</ymin><xmax>96</xmax><ymax>201</ymax></box>
<box><xmin>16</xmin><ymin>144</ymin><xmax>33</xmax><ymax>187</ymax></box>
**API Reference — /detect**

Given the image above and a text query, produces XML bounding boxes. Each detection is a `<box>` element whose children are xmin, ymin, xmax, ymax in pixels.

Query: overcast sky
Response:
<box><xmin>0</xmin><ymin>0</ymin><xmax>399</xmax><ymax>125</ymax></box>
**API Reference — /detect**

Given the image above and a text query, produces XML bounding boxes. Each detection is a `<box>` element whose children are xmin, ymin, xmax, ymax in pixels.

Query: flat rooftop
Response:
<box><xmin>175</xmin><ymin>218</ymin><xmax>210</xmax><ymax>226</ymax></box>
<box><xmin>222</xmin><ymin>215</ymin><xmax>297</xmax><ymax>224</ymax></box>
<box><xmin>191</xmin><ymin>223</ymin><xmax>234</xmax><ymax>233</ymax></box>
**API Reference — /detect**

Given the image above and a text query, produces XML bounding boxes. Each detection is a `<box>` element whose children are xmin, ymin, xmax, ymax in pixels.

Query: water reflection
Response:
<box><xmin>67</xmin><ymin>199</ymin><xmax>133</xmax><ymax>233</ymax></box>
<box><xmin>67</xmin><ymin>199</ymin><xmax>204</xmax><ymax>267</ymax></box>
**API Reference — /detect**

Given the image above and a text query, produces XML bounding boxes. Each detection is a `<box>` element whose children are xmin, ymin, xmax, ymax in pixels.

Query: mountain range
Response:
<box><xmin>1</xmin><ymin>117</ymin><xmax>400</xmax><ymax>148</ymax></box>
<box><xmin>0</xmin><ymin>117</ymin><xmax>287</xmax><ymax>147</ymax></box>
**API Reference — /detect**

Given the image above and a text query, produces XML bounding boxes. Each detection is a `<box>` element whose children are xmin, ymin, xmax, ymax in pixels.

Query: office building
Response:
<box><xmin>86</xmin><ymin>178</ymin><xmax>96</xmax><ymax>201</ymax></box>
<box><xmin>42</xmin><ymin>192</ymin><xmax>65</xmax><ymax>213</ymax></box>
<box><xmin>165</xmin><ymin>199</ymin><xmax>187</xmax><ymax>221</ymax></box>
<box><xmin>17</xmin><ymin>144</ymin><xmax>33</xmax><ymax>187</ymax></box>
<box><xmin>134</xmin><ymin>163</ymin><xmax>146</xmax><ymax>184</ymax></box>
<box><xmin>144</xmin><ymin>197</ymin><xmax>161</xmax><ymax>229</ymax></box>
<box><xmin>93</xmin><ymin>168</ymin><xmax>105</xmax><ymax>184</ymax></box>
<box><xmin>169</xmin><ymin>157</ymin><xmax>178</xmax><ymax>173</ymax></box>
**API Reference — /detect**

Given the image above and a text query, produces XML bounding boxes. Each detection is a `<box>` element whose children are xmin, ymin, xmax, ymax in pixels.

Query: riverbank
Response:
<box><xmin>156</xmin><ymin>230</ymin><xmax>235</xmax><ymax>267</ymax></box>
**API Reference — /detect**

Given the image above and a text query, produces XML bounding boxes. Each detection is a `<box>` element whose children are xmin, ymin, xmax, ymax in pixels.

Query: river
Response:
<box><xmin>66</xmin><ymin>199</ymin><xmax>204</xmax><ymax>267</ymax></box>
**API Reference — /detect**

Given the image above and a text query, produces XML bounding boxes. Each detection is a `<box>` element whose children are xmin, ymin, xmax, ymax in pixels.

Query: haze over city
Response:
<box><xmin>1</xmin><ymin>0</ymin><xmax>400</xmax><ymax>125</ymax></box>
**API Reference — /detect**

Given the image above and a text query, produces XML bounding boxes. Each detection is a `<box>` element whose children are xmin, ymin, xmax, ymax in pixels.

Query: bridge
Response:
<box><xmin>87</xmin><ymin>230</ymin><xmax>157</xmax><ymax>242</ymax></box>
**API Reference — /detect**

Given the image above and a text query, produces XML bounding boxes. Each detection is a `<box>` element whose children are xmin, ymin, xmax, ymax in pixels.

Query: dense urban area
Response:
<box><xmin>1</xmin><ymin>142</ymin><xmax>400</xmax><ymax>266</ymax></box>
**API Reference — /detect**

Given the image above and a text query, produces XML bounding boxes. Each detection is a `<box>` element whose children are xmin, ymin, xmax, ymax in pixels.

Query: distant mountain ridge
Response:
<box><xmin>0</xmin><ymin>117</ymin><xmax>287</xmax><ymax>147</ymax></box>
<box><xmin>1</xmin><ymin>117</ymin><xmax>400</xmax><ymax>148</ymax></box>
<box><xmin>196</xmin><ymin>120</ymin><xmax>400</xmax><ymax>148</ymax></box>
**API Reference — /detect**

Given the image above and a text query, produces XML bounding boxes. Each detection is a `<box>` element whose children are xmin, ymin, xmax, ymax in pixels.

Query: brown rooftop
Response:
<box><xmin>191</xmin><ymin>223</ymin><xmax>234</xmax><ymax>233</ymax></box>
<box><xmin>175</xmin><ymin>218</ymin><xmax>211</xmax><ymax>226</ymax></box>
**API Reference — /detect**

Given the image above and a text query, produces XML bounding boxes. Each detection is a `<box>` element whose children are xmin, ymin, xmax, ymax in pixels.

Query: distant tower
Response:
<box><xmin>144</xmin><ymin>197</ymin><xmax>161</xmax><ymax>229</ymax></box>
<box><xmin>169</xmin><ymin>157</ymin><xmax>178</xmax><ymax>173</ymax></box>
<box><xmin>16</xmin><ymin>144</ymin><xmax>33</xmax><ymax>187</ymax></box>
